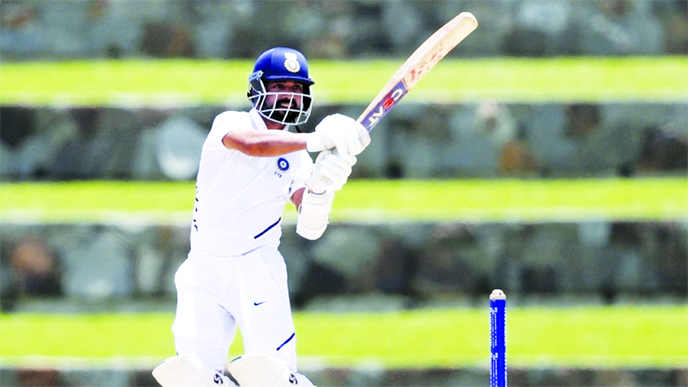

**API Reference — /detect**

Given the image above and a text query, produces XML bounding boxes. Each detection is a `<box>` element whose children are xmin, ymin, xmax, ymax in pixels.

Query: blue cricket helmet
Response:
<box><xmin>247</xmin><ymin>47</ymin><xmax>314</xmax><ymax>126</ymax></box>
<box><xmin>252</xmin><ymin>47</ymin><xmax>314</xmax><ymax>85</ymax></box>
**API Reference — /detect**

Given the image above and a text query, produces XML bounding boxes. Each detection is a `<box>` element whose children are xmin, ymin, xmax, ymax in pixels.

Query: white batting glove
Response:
<box><xmin>305</xmin><ymin>150</ymin><xmax>356</xmax><ymax>193</ymax></box>
<box><xmin>306</xmin><ymin>114</ymin><xmax>371</xmax><ymax>155</ymax></box>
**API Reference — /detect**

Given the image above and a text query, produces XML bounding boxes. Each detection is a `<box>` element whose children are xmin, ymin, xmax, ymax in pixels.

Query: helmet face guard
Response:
<box><xmin>247</xmin><ymin>47</ymin><xmax>314</xmax><ymax>126</ymax></box>
<box><xmin>248</xmin><ymin>72</ymin><xmax>313</xmax><ymax>126</ymax></box>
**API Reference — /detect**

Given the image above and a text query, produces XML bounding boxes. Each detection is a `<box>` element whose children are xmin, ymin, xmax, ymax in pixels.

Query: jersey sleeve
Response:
<box><xmin>205</xmin><ymin>111</ymin><xmax>252</xmax><ymax>151</ymax></box>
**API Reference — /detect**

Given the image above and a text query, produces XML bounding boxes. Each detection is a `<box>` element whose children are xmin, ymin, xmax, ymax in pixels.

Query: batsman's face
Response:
<box><xmin>265</xmin><ymin>81</ymin><xmax>303</xmax><ymax>110</ymax></box>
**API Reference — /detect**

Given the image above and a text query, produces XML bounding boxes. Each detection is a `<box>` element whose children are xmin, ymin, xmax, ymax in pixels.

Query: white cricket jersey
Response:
<box><xmin>189</xmin><ymin>108</ymin><xmax>313</xmax><ymax>257</ymax></box>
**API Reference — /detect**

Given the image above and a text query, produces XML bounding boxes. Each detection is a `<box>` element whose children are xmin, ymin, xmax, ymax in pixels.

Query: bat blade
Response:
<box><xmin>357</xmin><ymin>12</ymin><xmax>478</xmax><ymax>132</ymax></box>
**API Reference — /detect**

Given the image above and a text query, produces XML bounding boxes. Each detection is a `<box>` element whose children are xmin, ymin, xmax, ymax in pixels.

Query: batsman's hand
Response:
<box><xmin>305</xmin><ymin>150</ymin><xmax>356</xmax><ymax>193</ymax></box>
<box><xmin>306</xmin><ymin>114</ymin><xmax>370</xmax><ymax>155</ymax></box>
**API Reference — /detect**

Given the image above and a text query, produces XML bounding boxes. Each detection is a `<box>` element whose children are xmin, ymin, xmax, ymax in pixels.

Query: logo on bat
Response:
<box><xmin>366</xmin><ymin>86</ymin><xmax>406</xmax><ymax>127</ymax></box>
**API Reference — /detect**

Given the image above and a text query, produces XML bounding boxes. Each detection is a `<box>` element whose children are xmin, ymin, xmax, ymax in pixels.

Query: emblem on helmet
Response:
<box><xmin>284</xmin><ymin>53</ymin><xmax>300</xmax><ymax>73</ymax></box>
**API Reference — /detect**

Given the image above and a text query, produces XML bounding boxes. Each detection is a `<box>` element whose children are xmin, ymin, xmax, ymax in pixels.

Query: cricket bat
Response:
<box><xmin>306</xmin><ymin>13</ymin><xmax>477</xmax><ymax>192</ymax></box>
<box><xmin>358</xmin><ymin>12</ymin><xmax>478</xmax><ymax>132</ymax></box>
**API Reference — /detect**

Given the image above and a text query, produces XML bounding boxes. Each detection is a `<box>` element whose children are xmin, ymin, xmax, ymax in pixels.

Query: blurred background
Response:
<box><xmin>0</xmin><ymin>0</ymin><xmax>687</xmax><ymax>386</ymax></box>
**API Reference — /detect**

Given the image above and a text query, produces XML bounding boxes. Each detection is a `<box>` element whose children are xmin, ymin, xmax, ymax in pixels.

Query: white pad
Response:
<box><xmin>152</xmin><ymin>355</ymin><xmax>235</xmax><ymax>387</ymax></box>
<box><xmin>296</xmin><ymin>189</ymin><xmax>334</xmax><ymax>240</ymax></box>
<box><xmin>226</xmin><ymin>354</ymin><xmax>297</xmax><ymax>387</ymax></box>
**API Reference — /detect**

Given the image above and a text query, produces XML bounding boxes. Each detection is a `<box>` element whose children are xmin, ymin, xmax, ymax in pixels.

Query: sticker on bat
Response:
<box><xmin>362</xmin><ymin>85</ymin><xmax>407</xmax><ymax>130</ymax></box>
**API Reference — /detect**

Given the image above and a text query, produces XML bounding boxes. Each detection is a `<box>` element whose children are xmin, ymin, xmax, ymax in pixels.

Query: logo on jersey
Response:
<box><xmin>289</xmin><ymin>373</ymin><xmax>298</xmax><ymax>384</ymax></box>
<box><xmin>277</xmin><ymin>157</ymin><xmax>290</xmax><ymax>171</ymax></box>
<box><xmin>284</xmin><ymin>53</ymin><xmax>300</xmax><ymax>73</ymax></box>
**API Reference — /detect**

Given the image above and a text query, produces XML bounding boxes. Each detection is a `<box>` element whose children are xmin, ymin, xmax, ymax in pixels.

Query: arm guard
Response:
<box><xmin>296</xmin><ymin>189</ymin><xmax>334</xmax><ymax>240</ymax></box>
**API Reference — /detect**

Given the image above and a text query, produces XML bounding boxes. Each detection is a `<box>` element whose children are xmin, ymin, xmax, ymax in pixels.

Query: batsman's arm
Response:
<box><xmin>222</xmin><ymin>130</ymin><xmax>310</xmax><ymax>156</ymax></box>
<box><xmin>291</xmin><ymin>187</ymin><xmax>306</xmax><ymax>209</ymax></box>
<box><xmin>221</xmin><ymin>116</ymin><xmax>368</xmax><ymax>157</ymax></box>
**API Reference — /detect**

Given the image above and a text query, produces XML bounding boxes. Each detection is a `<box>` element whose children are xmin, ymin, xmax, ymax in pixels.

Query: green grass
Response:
<box><xmin>1</xmin><ymin>178</ymin><xmax>686</xmax><ymax>223</ymax></box>
<box><xmin>1</xmin><ymin>57</ymin><xmax>686</xmax><ymax>106</ymax></box>
<box><xmin>1</xmin><ymin>306</ymin><xmax>686</xmax><ymax>368</ymax></box>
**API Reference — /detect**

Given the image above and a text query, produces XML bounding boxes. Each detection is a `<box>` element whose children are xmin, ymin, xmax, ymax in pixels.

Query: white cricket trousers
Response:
<box><xmin>172</xmin><ymin>246</ymin><xmax>315</xmax><ymax>386</ymax></box>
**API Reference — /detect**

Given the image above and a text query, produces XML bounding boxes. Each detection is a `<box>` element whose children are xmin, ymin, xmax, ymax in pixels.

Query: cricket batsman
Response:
<box><xmin>151</xmin><ymin>47</ymin><xmax>369</xmax><ymax>387</ymax></box>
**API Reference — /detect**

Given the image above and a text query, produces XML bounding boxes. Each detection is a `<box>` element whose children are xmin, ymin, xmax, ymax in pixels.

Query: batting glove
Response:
<box><xmin>306</xmin><ymin>114</ymin><xmax>371</xmax><ymax>155</ymax></box>
<box><xmin>305</xmin><ymin>150</ymin><xmax>356</xmax><ymax>193</ymax></box>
